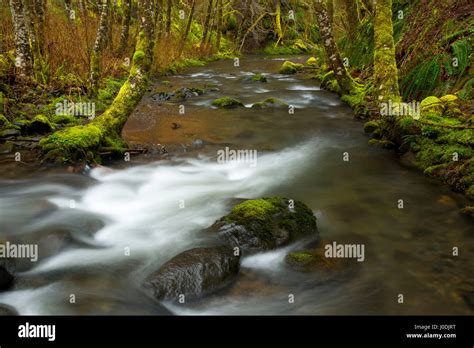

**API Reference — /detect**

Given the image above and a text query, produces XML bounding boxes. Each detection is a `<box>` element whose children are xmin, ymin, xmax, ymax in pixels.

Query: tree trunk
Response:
<box><xmin>24</xmin><ymin>1</ymin><xmax>46</xmax><ymax>83</ymax></box>
<box><xmin>90</xmin><ymin>0</ymin><xmax>110</xmax><ymax>96</ymax></box>
<box><xmin>215</xmin><ymin>0</ymin><xmax>223</xmax><ymax>50</ymax></box>
<box><xmin>117</xmin><ymin>0</ymin><xmax>132</xmax><ymax>55</ymax></box>
<box><xmin>165</xmin><ymin>0</ymin><xmax>172</xmax><ymax>35</ymax></box>
<box><xmin>274</xmin><ymin>0</ymin><xmax>283</xmax><ymax>44</ymax></box>
<box><xmin>178</xmin><ymin>0</ymin><xmax>196</xmax><ymax>57</ymax></box>
<box><xmin>200</xmin><ymin>0</ymin><xmax>213</xmax><ymax>48</ymax></box>
<box><xmin>373</xmin><ymin>0</ymin><xmax>400</xmax><ymax>102</ymax></box>
<box><xmin>9</xmin><ymin>0</ymin><xmax>33</xmax><ymax>80</ymax></box>
<box><xmin>42</xmin><ymin>0</ymin><xmax>156</xmax><ymax>163</ymax></box>
<box><xmin>34</xmin><ymin>0</ymin><xmax>46</xmax><ymax>55</ymax></box>
<box><xmin>314</xmin><ymin>0</ymin><xmax>357</xmax><ymax>94</ymax></box>
<box><xmin>339</xmin><ymin>0</ymin><xmax>359</xmax><ymax>40</ymax></box>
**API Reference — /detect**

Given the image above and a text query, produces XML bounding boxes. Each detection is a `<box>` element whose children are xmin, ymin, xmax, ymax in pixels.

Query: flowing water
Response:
<box><xmin>0</xmin><ymin>55</ymin><xmax>473</xmax><ymax>315</ymax></box>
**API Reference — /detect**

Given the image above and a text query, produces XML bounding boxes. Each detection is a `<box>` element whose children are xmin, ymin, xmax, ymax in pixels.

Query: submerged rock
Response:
<box><xmin>250</xmin><ymin>73</ymin><xmax>267</xmax><ymax>83</ymax></box>
<box><xmin>211</xmin><ymin>97</ymin><xmax>244</xmax><ymax>109</ymax></box>
<box><xmin>210</xmin><ymin>197</ymin><xmax>318</xmax><ymax>252</ymax></box>
<box><xmin>278</xmin><ymin>61</ymin><xmax>304</xmax><ymax>74</ymax></box>
<box><xmin>0</xmin><ymin>304</ymin><xmax>18</xmax><ymax>315</ymax></box>
<box><xmin>144</xmin><ymin>245</ymin><xmax>240</xmax><ymax>301</ymax></box>
<box><xmin>0</xmin><ymin>258</ymin><xmax>15</xmax><ymax>291</ymax></box>
<box><xmin>174</xmin><ymin>87</ymin><xmax>204</xmax><ymax>101</ymax></box>
<box><xmin>251</xmin><ymin>97</ymin><xmax>288</xmax><ymax>109</ymax></box>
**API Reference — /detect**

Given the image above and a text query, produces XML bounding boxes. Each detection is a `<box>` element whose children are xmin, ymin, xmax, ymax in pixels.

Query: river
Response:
<box><xmin>0</xmin><ymin>55</ymin><xmax>473</xmax><ymax>315</ymax></box>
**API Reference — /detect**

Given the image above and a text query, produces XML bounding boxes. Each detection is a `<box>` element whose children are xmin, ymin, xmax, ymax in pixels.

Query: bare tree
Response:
<box><xmin>90</xmin><ymin>0</ymin><xmax>110</xmax><ymax>95</ymax></box>
<box><xmin>9</xmin><ymin>0</ymin><xmax>33</xmax><ymax>80</ymax></box>
<box><xmin>117</xmin><ymin>0</ymin><xmax>132</xmax><ymax>55</ymax></box>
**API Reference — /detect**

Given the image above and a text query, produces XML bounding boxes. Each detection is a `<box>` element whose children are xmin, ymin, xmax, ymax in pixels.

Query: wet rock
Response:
<box><xmin>250</xmin><ymin>73</ymin><xmax>267</xmax><ymax>83</ymax></box>
<box><xmin>152</xmin><ymin>91</ymin><xmax>174</xmax><ymax>103</ymax></box>
<box><xmin>211</xmin><ymin>97</ymin><xmax>244</xmax><ymax>109</ymax></box>
<box><xmin>192</xmin><ymin>139</ymin><xmax>204</xmax><ymax>148</ymax></box>
<box><xmin>278</xmin><ymin>61</ymin><xmax>304</xmax><ymax>74</ymax></box>
<box><xmin>171</xmin><ymin>122</ymin><xmax>181</xmax><ymax>130</ymax></box>
<box><xmin>0</xmin><ymin>258</ymin><xmax>15</xmax><ymax>291</ymax></box>
<box><xmin>0</xmin><ymin>304</ymin><xmax>18</xmax><ymax>315</ymax></box>
<box><xmin>144</xmin><ymin>245</ymin><xmax>240</xmax><ymax>301</ymax></box>
<box><xmin>0</xmin><ymin>128</ymin><xmax>20</xmax><ymax>138</ymax></box>
<box><xmin>174</xmin><ymin>87</ymin><xmax>204</xmax><ymax>101</ymax></box>
<box><xmin>251</xmin><ymin>97</ymin><xmax>288</xmax><ymax>109</ymax></box>
<box><xmin>210</xmin><ymin>197</ymin><xmax>318</xmax><ymax>252</ymax></box>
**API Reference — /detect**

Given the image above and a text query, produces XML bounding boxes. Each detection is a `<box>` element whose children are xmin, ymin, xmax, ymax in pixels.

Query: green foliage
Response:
<box><xmin>278</xmin><ymin>61</ymin><xmax>303</xmax><ymax>74</ymax></box>
<box><xmin>451</xmin><ymin>39</ymin><xmax>470</xmax><ymax>78</ymax></box>
<box><xmin>401</xmin><ymin>56</ymin><xmax>442</xmax><ymax>100</ymax></box>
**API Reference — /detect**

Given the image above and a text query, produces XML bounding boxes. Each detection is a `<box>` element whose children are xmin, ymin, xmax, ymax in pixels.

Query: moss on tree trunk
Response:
<box><xmin>41</xmin><ymin>0</ymin><xmax>155</xmax><ymax>164</ymax></box>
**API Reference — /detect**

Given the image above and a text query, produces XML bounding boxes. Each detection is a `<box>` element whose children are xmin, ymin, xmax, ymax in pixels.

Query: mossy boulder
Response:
<box><xmin>363</xmin><ymin>120</ymin><xmax>381</xmax><ymax>135</ymax></box>
<box><xmin>51</xmin><ymin>114</ymin><xmax>78</xmax><ymax>125</ymax></box>
<box><xmin>250</xmin><ymin>73</ymin><xmax>267</xmax><ymax>83</ymax></box>
<box><xmin>420</xmin><ymin>96</ymin><xmax>444</xmax><ymax>117</ymax></box>
<box><xmin>440</xmin><ymin>95</ymin><xmax>462</xmax><ymax>118</ymax></box>
<box><xmin>291</xmin><ymin>39</ymin><xmax>309</xmax><ymax>53</ymax></box>
<box><xmin>251</xmin><ymin>97</ymin><xmax>288</xmax><ymax>109</ymax></box>
<box><xmin>210</xmin><ymin>197</ymin><xmax>318</xmax><ymax>252</ymax></box>
<box><xmin>211</xmin><ymin>97</ymin><xmax>244</xmax><ymax>109</ymax></box>
<box><xmin>278</xmin><ymin>61</ymin><xmax>304</xmax><ymax>74</ymax></box>
<box><xmin>29</xmin><ymin>114</ymin><xmax>54</xmax><ymax>133</ymax></box>
<box><xmin>144</xmin><ymin>245</ymin><xmax>240</xmax><ymax>301</ymax></box>
<box><xmin>306</xmin><ymin>57</ymin><xmax>318</xmax><ymax>66</ymax></box>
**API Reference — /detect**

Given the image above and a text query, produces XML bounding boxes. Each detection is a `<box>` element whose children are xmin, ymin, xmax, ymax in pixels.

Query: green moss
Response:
<box><xmin>251</xmin><ymin>97</ymin><xmax>288</xmax><ymax>109</ymax></box>
<box><xmin>51</xmin><ymin>114</ymin><xmax>79</xmax><ymax>125</ymax></box>
<box><xmin>40</xmin><ymin>125</ymin><xmax>104</xmax><ymax>163</ymax></box>
<box><xmin>211</xmin><ymin>97</ymin><xmax>244</xmax><ymax>108</ymax></box>
<box><xmin>226</xmin><ymin>198</ymin><xmax>280</xmax><ymax>223</ymax></box>
<box><xmin>363</xmin><ymin>120</ymin><xmax>381</xmax><ymax>135</ymax></box>
<box><xmin>30</xmin><ymin>114</ymin><xmax>54</xmax><ymax>133</ymax></box>
<box><xmin>420</xmin><ymin>96</ymin><xmax>444</xmax><ymax>117</ymax></box>
<box><xmin>306</xmin><ymin>57</ymin><xmax>318</xmax><ymax>66</ymax></box>
<box><xmin>250</xmin><ymin>73</ymin><xmax>267</xmax><ymax>83</ymax></box>
<box><xmin>0</xmin><ymin>114</ymin><xmax>15</xmax><ymax>129</ymax></box>
<box><xmin>278</xmin><ymin>61</ymin><xmax>304</xmax><ymax>74</ymax></box>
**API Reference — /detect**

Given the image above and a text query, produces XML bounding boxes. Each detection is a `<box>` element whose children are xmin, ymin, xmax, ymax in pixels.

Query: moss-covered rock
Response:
<box><xmin>420</xmin><ymin>96</ymin><xmax>444</xmax><ymax>117</ymax></box>
<box><xmin>251</xmin><ymin>97</ymin><xmax>288</xmax><ymax>109</ymax></box>
<box><xmin>363</xmin><ymin>120</ymin><xmax>381</xmax><ymax>135</ymax></box>
<box><xmin>29</xmin><ymin>114</ymin><xmax>54</xmax><ymax>133</ymax></box>
<box><xmin>174</xmin><ymin>87</ymin><xmax>204</xmax><ymax>101</ymax></box>
<box><xmin>291</xmin><ymin>39</ymin><xmax>309</xmax><ymax>53</ymax></box>
<box><xmin>278</xmin><ymin>61</ymin><xmax>304</xmax><ymax>74</ymax></box>
<box><xmin>250</xmin><ymin>73</ymin><xmax>267</xmax><ymax>83</ymax></box>
<box><xmin>306</xmin><ymin>57</ymin><xmax>318</xmax><ymax>66</ymax></box>
<box><xmin>210</xmin><ymin>197</ymin><xmax>318</xmax><ymax>252</ymax></box>
<box><xmin>211</xmin><ymin>97</ymin><xmax>244</xmax><ymax>108</ymax></box>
